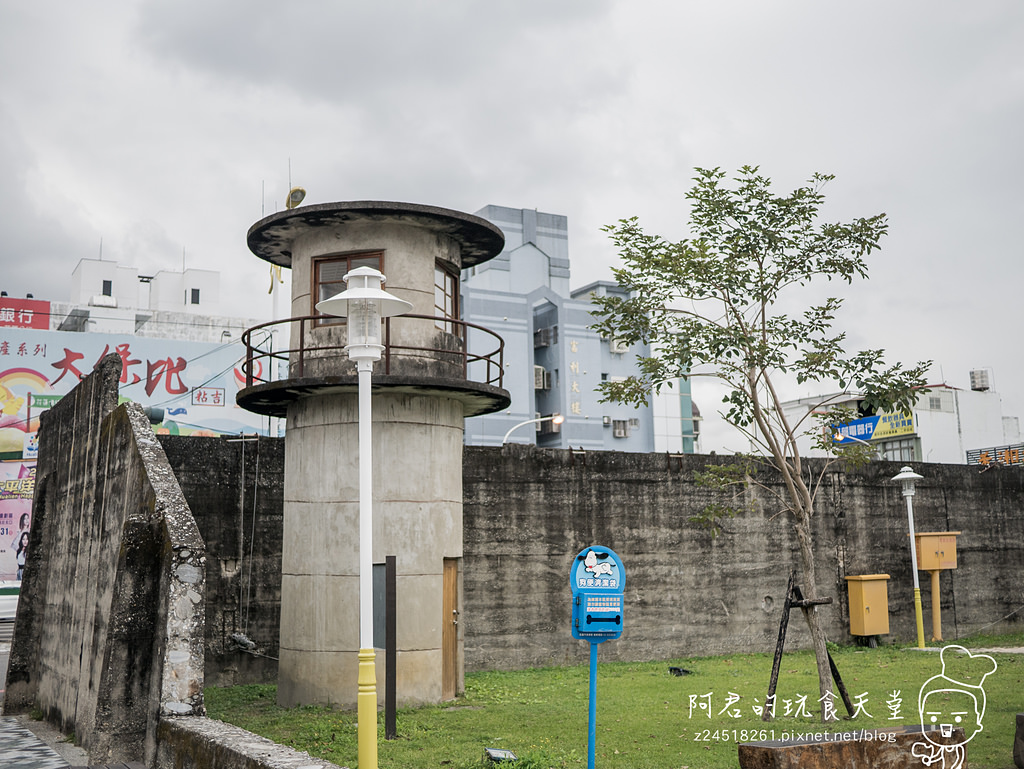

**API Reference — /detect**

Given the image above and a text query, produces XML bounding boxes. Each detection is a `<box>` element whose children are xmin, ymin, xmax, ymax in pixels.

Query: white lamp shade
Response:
<box><xmin>891</xmin><ymin>466</ymin><xmax>923</xmax><ymax>496</ymax></box>
<box><xmin>314</xmin><ymin>266</ymin><xmax>412</xmax><ymax>363</ymax></box>
<box><xmin>315</xmin><ymin>267</ymin><xmax>412</xmax><ymax>320</ymax></box>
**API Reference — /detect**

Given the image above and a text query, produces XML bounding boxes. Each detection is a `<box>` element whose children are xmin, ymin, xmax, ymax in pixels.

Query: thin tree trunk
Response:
<box><xmin>794</xmin><ymin>511</ymin><xmax>834</xmax><ymax>721</ymax></box>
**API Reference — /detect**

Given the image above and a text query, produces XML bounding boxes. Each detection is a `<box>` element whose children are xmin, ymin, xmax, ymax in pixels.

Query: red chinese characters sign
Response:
<box><xmin>0</xmin><ymin>298</ymin><xmax>50</xmax><ymax>330</ymax></box>
<box><xmin>191</xmin><ymin>387</ymin><xmax>225</xmax><ymax>406</ymax></box>
<box><xmin>0</xmin><ymin>327</ymin><xmax>270</xmax><ymax>439</ymax></box>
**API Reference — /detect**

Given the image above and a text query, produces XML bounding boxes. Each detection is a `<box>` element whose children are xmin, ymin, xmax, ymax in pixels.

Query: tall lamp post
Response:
<box><xmin>502</xmin><ymin>413</ymin><xmax>565</xmax><ymax>444</ymax></box>
<box><xmin>316</xmin><ymin>266</ymin><xmax>411</xmax><ymax>769</ymax></box>
<box><xmin>892</xmin><ymin>466</ymin><xmax>926</xmax><ymax>649</ymax></box>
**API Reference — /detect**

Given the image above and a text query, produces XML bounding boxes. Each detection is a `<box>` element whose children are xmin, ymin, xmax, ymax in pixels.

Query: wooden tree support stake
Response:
<box><xmin>762</xmin><ymin>572</ymin><xmax>853</xmax><ymax>721</ymax></box>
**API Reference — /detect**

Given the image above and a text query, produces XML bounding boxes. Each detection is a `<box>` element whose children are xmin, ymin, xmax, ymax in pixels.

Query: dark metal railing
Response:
<box><xmin>240</xmin><ymin>314</ymin><xmax>505</xmax><ymax>390</ymax></box>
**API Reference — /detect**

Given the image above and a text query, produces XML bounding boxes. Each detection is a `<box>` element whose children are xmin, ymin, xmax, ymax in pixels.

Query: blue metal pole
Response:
<box><xmin>588</xmin><ymin>641</ymin><xmax>598</xmax><ymax>769</ymax></box>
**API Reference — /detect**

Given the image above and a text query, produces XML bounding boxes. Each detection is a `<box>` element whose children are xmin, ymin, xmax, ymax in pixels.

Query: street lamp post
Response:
<box><xmin>892</xmin><ymin>466</ymin><xmax>926</xmax><ymax>649</ymax></box>
<box><xmin>502</xmin><ymin>413</ymin><xmax>565</xmax><ymax>444</ymax></box>
<box><xmin>316</xmin><ymin>266</ymin><xmax>411</xmax><ymax>769</ymax></box>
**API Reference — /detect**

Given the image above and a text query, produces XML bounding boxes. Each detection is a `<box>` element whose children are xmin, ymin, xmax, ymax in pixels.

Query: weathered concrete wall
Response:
<box><xmin>143</xmin><ymin>438</ymin><xmax>1024</xmax><ymax>684</ymax></box>
<box><xmin>150</xmin><ymin>439</ymin><xmax>1024</xmax><ymax>682</ymax></box>
<box><xmin>155</xmin><ymin>716</ymin><xmax>345</xmax><ymax>769</ymax></box>
<box><xmin>159</xmin><ymin>434</ymin><xmax>284</xmax><ymax>686</ymax></box>
<box><xmin>461</xmin><ymin>445</ymin><xmax>1024</xmax><ymax>670</ymax></box>
<box><xmin>3</xmin><ymin>355</ymin><xmax>206</xmax><ymax>765</ymax></box>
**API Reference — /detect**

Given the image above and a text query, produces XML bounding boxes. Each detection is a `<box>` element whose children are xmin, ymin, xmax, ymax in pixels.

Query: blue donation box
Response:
<box><xmin>571</xmin><ymin>546</ymin><xmax>625</xmax><ymax>642</ymax></box>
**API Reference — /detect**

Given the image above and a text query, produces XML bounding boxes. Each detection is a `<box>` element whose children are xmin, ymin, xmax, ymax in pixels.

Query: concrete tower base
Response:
<box><xmin>278</xmin><ymin>390</ymin><xmax>465</xmax><ymax>707</ymax></box>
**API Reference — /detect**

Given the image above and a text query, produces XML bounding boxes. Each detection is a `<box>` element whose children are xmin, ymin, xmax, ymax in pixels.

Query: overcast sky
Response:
<box><xmin>2</xmin><ymin>1</ymin><xmax>1022</xmax><ymax>453</ymax></box>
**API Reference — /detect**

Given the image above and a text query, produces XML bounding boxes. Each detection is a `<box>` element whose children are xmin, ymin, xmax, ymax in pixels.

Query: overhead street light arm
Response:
<box><xmin>503</xmin><ymin>413</ymin><xmax>565</xmax><ymax>444</ymax></box>
<box><xmin>833</xmin><ymin>431</ymin><xmax>883</xmax><ymax>458</ymax></box>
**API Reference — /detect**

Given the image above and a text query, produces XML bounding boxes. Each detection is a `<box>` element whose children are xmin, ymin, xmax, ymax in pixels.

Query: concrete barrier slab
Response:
<box><xmin>738</xmin><ymin>724</ymin><xmax>965</xmax><ymax>769</ymax></box>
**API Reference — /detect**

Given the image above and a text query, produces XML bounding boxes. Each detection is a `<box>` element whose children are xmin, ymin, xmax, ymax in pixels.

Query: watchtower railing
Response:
<box><xmin>240</xmin><ymin>314</ymin><xmax>505</xmax><ymax>390</ymax></box>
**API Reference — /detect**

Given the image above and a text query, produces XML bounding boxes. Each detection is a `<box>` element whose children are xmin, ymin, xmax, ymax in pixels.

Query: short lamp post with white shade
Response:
<box><xmin>316</xmin><ymin>266</ymin><xmax>411</xmax><ymax>769</ymax></box>
<box><xmin>891</xmin><ymin>466</ymin><xmax>926</xmax><ymax>649</ymax></box>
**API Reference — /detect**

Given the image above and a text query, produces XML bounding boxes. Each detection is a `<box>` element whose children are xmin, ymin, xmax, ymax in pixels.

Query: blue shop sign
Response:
<box><xmin>833</xmin><ymin>412</ymin><xmax>915</xmax><ymax>443</ymax></box>
<box><xmin>571</xmin><ymin>546</ymin><xmax>625</xmax><ymax>642</ymax></box>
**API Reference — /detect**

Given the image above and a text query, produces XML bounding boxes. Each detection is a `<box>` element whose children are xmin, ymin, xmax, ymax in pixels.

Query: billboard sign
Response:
<box><xmin>833</xmin><ymin>412</ymin><xmax>915</xmax><ymax>444</ymax></box>
<box><xmin>0</xmin><ymin>327</ymin><xmax>274</xmax><ymax>458</ymax></box>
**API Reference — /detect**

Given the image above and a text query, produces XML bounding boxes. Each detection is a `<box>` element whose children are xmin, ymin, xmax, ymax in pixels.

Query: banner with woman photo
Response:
<box><xmin>0</xmin><ymin>460</ymin><xmax>34</xmax><ymax>580</ymax></box>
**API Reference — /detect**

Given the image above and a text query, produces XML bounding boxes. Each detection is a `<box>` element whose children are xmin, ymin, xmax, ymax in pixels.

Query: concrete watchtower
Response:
<box><xmin>238</xmin><ymin>202</ymin><xmax>510</xmax><ymax>707</ymax></box>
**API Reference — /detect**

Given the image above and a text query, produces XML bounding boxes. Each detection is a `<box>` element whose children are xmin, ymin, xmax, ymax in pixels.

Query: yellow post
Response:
<box><xmin>913</xmin><ymin>588</ymin><xmax>926</xmax><ymax>649</ymax></box>
<box><xmin>358</xmin><ymin>648</ymin><xmax>378</xmax><ymax>769</ymax></box>
<box><xmin>929</xmin><ymin>570</ymin><xmax>942</xmax><ymax>641</ymax></box>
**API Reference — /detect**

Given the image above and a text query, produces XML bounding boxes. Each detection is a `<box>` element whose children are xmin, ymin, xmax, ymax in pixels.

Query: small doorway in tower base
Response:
<box><xmin>442</xmin><ymin>557</ymin><xmax>459</xmax><ymax>700</ymax></box>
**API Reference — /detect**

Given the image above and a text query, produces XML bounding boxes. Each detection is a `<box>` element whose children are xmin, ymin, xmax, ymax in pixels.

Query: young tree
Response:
<box><xmin>590</xmin><ymin>166</ymin><xmax>930</xmax><ymax>718</ymax></box>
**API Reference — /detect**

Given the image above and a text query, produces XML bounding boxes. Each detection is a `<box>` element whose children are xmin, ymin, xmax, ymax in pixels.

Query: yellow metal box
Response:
<box><xmin>845</xmin><ymin>574</ymin><xmax>890</xmax><ymax>637</ymax></box>
<box><xmin>914</xmin><ymin>531</ymin><xmax>960</xmax><ymax>571</ymax></box>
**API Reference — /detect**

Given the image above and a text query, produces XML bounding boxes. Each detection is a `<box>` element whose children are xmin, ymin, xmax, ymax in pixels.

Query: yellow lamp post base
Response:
<box><xmin>913</xmin><ymin>588</ymin><xmax>926</xmax><ymax>649</ymax></box>
<box><xmin>358</xmin><ymin>647</ymin><xmax>378</xmax><ymax>769</ymax></box>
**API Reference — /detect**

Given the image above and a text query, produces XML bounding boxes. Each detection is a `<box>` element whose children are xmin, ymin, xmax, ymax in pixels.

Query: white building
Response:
<box><xmin>55</xmin><ymin>257</ymin><xmax>252</xmax><ymax>343</ymax></box>
<box><xmin>779</xmin><ymin>370</ymin><xmax>1020</xmax><ymax>464</ymax></box>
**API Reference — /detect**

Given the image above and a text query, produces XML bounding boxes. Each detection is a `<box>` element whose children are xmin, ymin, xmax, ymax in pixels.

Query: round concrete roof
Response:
<box><xmin>247</xmin><ymin>201</ymin><xmax>505</xmax><ymax>268</ymax></box>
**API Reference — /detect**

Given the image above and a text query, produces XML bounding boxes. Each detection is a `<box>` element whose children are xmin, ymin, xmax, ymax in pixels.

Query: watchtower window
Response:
<box><xmin>434</xmin><ymin>262</ymin><xmax>459</xmax><ymax>335</ymax></box>
<box><xmin>102</xmin><ymin>280</ymin><xmax>112</xmax><ymax>297</ymax></box>
<box><xmin>312</xmin><ymin>251</ymin><xmax>384</xmax><ymax>326</ymax></box>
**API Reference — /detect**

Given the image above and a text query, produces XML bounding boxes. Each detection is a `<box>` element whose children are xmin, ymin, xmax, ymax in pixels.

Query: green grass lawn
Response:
<box><xmin>205</xmin><ymin>632</ymin><xmax>1024</xmax><ymax>768</ymax></box>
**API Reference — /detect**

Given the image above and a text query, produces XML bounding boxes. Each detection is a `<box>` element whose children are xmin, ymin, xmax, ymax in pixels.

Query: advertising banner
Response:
<box><xmin>833</xmin><ymin>412</ymin><xmax>915</xmax><ymax>443</ymax></box>
<box><xmin>0</xmin><ymin>460</ymin><xmax>34</xmax><ymax>580</ymax></box>
<box><xmin>0</xmin><ymin>327</ymin><xmax>274</xmax><ymax>459</ymax></box>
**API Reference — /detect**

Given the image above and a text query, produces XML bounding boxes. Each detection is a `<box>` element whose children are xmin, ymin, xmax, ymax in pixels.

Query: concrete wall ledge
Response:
<box><xmin>156</xmin><ymin>716</ymin><xmax>348</xmax><ymax>769</ymax></box>
<box><xmin>737</xmin><ymin>724</ymin><xmax>965</xmax><ymax>769</ymax></box>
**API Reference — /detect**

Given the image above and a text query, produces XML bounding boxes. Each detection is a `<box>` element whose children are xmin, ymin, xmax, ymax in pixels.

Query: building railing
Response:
<box><xmin>240</xmin><ymin>314</ymin><xmax>505</xmax><ymax>390</ymax></box>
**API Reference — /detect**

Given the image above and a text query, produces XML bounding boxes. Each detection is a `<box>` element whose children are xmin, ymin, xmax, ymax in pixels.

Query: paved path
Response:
<box><xmin>0</xmin><ymin>716</ymin><xmax>70</xmax><ymax>769</ymax></box>
<box><xmin>2</xmin><ymin>629</ymin><xmax>85</xmax><ymax>768</ymax></box>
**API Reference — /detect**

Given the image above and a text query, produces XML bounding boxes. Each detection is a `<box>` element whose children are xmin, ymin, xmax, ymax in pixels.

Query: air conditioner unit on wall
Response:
<box><xmin>534</xmin><ymin>365</ymin><xmax>550</xmax><ymax>390</ymax></box>
<box><xmin>534</xmin><ymin>326</ymin><xmax>558</xmax><ymax>348</ymax></box>
<box><xmin>970</xmin><ymin>369</ymin><xmax>991</xmax><ymax>392</ymax></box>
<box><xmin>539</xmin><ymin>416</ymin><xmax>562</xmax><ymax>435</ymax></box>
<box><xmin>609</xmin><ymin>338</ymin><xmax>630</xmax><ymax>355</ymax></box>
